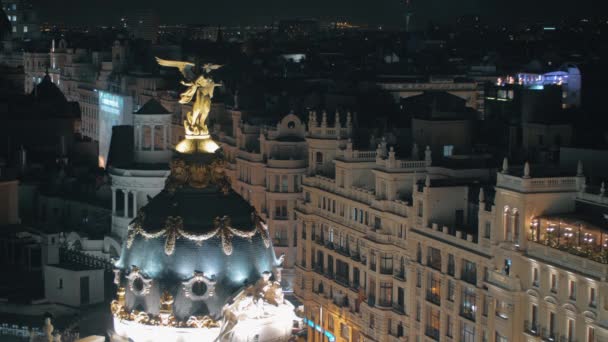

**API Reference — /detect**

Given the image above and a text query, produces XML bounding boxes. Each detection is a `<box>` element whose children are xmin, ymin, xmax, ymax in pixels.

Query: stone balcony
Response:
<box><xmin>267</xmin><ymin>158</ymin><xmax>306</xmax><ymax>169</ymax></box>
<box><xmin>497</xmin><ymin>173</ymin><xmax>583</xmax><ymax>193</ymax></box>
<box><xmin>236</xmin><ymin>149</ymin><xmax>263</xmax><ymax>162</ymax></box>
<box><xmin>527</xmin><ymin>240</ymin><xmax>608</xmax><ymax>280</ymax></box>
<box><xmin>485</xmin><ymin>269</ymin><xmax>522</xmax><ymax>292</ymax></box>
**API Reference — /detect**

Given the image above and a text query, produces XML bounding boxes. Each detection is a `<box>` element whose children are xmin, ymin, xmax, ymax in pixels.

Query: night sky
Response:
<box><xmin>33</xmin><ymin>0</ymin><xmax>595</xmax><ymax>26</ymax></box>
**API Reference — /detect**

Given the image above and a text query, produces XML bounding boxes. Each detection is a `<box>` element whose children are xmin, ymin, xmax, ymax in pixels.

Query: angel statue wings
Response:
<box><xmin>156</xmin><ymin>57</ymin><xmax>223</xmax><ymax>137</ymax></box>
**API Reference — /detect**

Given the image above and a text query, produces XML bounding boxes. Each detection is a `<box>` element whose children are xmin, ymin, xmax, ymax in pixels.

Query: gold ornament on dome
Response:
<box><xmin>156</xmin><ymin>57</ymin><xmax>222</xmax><ymax>153</ymax></box>
<box><xmin>126</xmin><ymin>213</ymin><xmax>270</xmax><ymax>256</ymax></box>
<box><xmin>165</xmin><ymin>158</ymin><xmax>231</xmax><ymax>193</ymax></box>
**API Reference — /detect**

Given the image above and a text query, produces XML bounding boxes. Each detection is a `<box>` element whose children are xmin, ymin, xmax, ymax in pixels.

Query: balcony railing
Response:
<box><xmin>392</xmin><ymin>303</ymin><xmax>405</xmax><ymax>314</ymax></box>
<box><xmin>336</xmin><ymin>246</ymin><xmax>350</xmax><ymax>257</ymax></box>
<box><xmin>380</xmin><ymin>267</ymin><xmax>393</xmax><ymax>275</ymax></box>
<box><xmin>460</xmin><ymin>308</ymin><xmax>476</xmax><ymax>322</ymax></box>
<box><xmin>378</xmin><ymin>299</ymin><xmax>392</xmax><ymax>308</ymax></box>
<box><xmin>425</xmin><ymin>326</ymin><xmax>440</xmax><ymax>341</ymax></box>
<box><xmin>335</xmin><ymin>274</ymin><xmax>350</xmax><ymax>287</ymax></box>
<box><xmin>461</xmin><ymin>272</ymin><xmax>477</xmax><ymax>285</ymax></box>
<box><xmin>394</xmin><ymin>270</ymin><xmax>406</xmax><ymax>280</ymax></box>
<box><xmin>313</xmin><ymin>264</ymin><xmax>324</xmax><ymax>274</ymax></box>
<box><xmin>367</xmin><ymin>295</ymin><xmax>376</xmax><ymax>307</ymax></box>
<box><xmin>524</xmin><ymin>320</ymin><xmax>540</xmax><ymax>336</ymax></box>
<box><xmin>541</xmin><ymin>328</ymin><xmax>557</xmax><ymax>342</ymax></box>
<box><xmin>426</xmin><ymin>291</ymin><xmax>441</xmax><ymax>305</ymax></box>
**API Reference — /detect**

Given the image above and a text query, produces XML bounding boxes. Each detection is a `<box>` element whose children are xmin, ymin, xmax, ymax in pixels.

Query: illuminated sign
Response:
<box><xmin>303</xmin><ymin>318</ymin><xmax>336</xmax><ymax>342</ymax></box>
<box><xmin>97</xmin><ymin>91</ymin><xmax>133</xmax><ymax>168</ymax></box>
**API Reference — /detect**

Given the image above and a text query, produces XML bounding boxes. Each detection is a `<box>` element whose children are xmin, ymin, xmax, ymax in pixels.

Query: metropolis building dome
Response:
<box><xmin>110</xmin><ymin>59</ymin><xmax>298</xmax><ymax>342</ymax></box>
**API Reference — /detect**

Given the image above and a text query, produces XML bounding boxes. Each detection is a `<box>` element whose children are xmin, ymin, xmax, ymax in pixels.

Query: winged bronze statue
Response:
<box><xmin>156</xmin><ymin>57</ymin><xmax>223</xmax><ymax>136</ymax></box>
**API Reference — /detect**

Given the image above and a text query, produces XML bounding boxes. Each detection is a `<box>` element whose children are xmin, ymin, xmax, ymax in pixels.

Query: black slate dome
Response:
<box><xmin>31</xmin><ymin>75</ymin><xmax>68</xmax><ymax>104</ymax></box>
<box><xmin>115</xmin><ymin>146</ymin><xmax>278</xmax><ymax>321</ymax></box>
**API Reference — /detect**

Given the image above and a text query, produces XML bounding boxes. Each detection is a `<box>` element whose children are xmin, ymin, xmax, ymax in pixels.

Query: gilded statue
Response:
<box><xmin>155</xmin><ymin>57</ymin><xmax>222</xmax><ymax>137</ymax></box>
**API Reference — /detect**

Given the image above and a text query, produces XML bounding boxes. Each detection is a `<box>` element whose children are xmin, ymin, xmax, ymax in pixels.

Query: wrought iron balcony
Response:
<box><xmin>425</xmin><ymin>326</ymin><xmax>440</xmax><ymax>341</ymax></box>
<box><xmin>524</xmin><ymin>320</ymin><xmax>540</xmax><ymax>336</ymax></box>
<box><xmin>426</xmin><ymin>290</ymin><xmax>441</xmax><ymax>305</ymax></box>
<box><xmin>460</xmin><ymin>307</ymin><xmax>476</xmax><ymax>322</ymax></box>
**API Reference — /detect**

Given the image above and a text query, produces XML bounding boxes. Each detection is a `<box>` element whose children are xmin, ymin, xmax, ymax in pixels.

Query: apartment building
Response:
<box><xmin>219</xmin><ymin>110</ymin><xmax>353</xmax><ymax>288</ymax></box>
<box><xmin>294</xmin><ymin>141</ymin><xmax>605</xmax><ymax>342</ymax></box>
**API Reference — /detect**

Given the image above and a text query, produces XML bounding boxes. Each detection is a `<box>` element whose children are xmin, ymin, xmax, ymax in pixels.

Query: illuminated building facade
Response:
<box><xmin>98</xmin><ymin>91</ymin><xmax>134</xmax><ymax>168</ymax></box>
<box><xmin>294</xmin><ymin>140</ymin><xmax>607</xmax><ymax>342</ymax></box>
<box><xmin>219</xmin><ymin>109</ymin><xmax>323</xmax><ymax>288</ymax></box>
<box><xmin>110</xmin><ymin>99</ymin><xmax>299</xmax><ymax>341</ymax></box>
<box><xmin>1</xmin><ymin>0</ymin><xmax>39</xmax><ymax>40</ymax></box>
<box><xmin>108</xmin><ymin>99</ymin><xmax>172</xmax><ymax>242</ymax></box>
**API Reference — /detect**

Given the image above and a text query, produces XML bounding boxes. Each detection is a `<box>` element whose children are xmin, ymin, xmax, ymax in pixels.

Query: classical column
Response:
<box><xmin>138</xmin><ymin>125</ymin><xmax>143</xmax><ymax>151</ymax></box>
<box><xmin>112</xmin><ymin>188</ymin><xmax>116</xmax><ymax>214</ymax></box>
<box><xmin>132</xmin><ymin>191</ymin><xmax>137</xmax><ymax>217</ymax></box>
<box><xmin>123</xmin><ymin>190</ymin><xmax>128</xmax><ymax>218</ymax></box>
<box><xmin>151</xmin><ymin>125</ymin><xmax>155</xmax><ymax>151</ymax></box>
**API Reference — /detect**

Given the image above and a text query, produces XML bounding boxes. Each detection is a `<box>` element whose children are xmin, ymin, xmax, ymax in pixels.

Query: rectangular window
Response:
<box><xmin>462</xmin><ymin>259</ymin><xmax>477</xmax><ymax>285</ymax></box>
<box><xmin>461</xmin><ymin>322</ymin><xmax>476</xmax><ymax>342</ymax></box>
<box><xmin>417</xmin><ymin>201</ymin><xmax>423</xmax><ymax>217</ymax></box>
<box><xmin>416</xmin><ymin>270</ymin><xmax>422</xmax><ymax>288</ymax></box>
<box><xmin>531</xmin><ymin>304</ymin><xmax>538</xmax><ymax>331</ymax></box>
<box><xmin>551</xmin><ymin>273</ymin><xmax>558</xmax><ymax>293</ymax></box>
<box><xmin>274</xmin><ymin>200</ymin><xmax>288</xmax><ymax>219</ymax></box>
<box><xmin>427</xmin><ymin>273</ymin><xmax>441</xmax><ymax>305</ymax></box>
<box><xmin>281</xmin><ymin>175</ymin><xmax>288</xmax><ymax>192</ymax></box>
<box><xmin>589</xmin><ymin>287</ymin><xmax>597</xmax><ymax>307</ymax></box>
<box><xmin>569</xmin><ymin>280</ymin><xmax>577</xmax><ymax>300</ymax></box>
<box><xmin>567</xmin><ymin>319</ymin><xmax>574</xmax><ymax>342</ymax></box>
<box><xmin>549</xmin><ymin>312</ymin><xmax>556</xmax><ymax>339</ymax></box>
<box><xmin>448</xmin><ymin>280</ymin><xmax>455</xmax><ymax>301</ymax></box>
<box><xmin>446</xmin><ymin>315</ymin><xmax>453</xmax><ymax>337</ymax></box>
<box><xmin>340</xmin><ymin>323</ymin><xmax>349</xmax><ymax>340</ymax></box>
<box><xmin>588</xmin><ymin>327</ymin><xmax>595</xmax><ymax>342</ymax></box>
<box><xmin>484</xmin><ymin>221</ymin><xmax>491</xmax><ymax>238</ymax></box>
<box><xmin>427</xmin><ymin>247</ymin><xmax>442</xmax><ymax>271</ymax></box>
<box><xmin>461</xmin><ymin>287</ymin><xmax>477</xmax><ymax>321</ymax></box>
<box><xmin>447</xmin><ymin>254</ymin><xmax>455</xmax><ymax>276</ymax></box>
<box><xmin>274</xmin><ymin>175</ymin><xmax>280</xmax><ymax>192</ymax></box>
<box><xmin>380</xmin><ymin>282</ymin><xmax>393</xmax><ymax>307</ymax></box>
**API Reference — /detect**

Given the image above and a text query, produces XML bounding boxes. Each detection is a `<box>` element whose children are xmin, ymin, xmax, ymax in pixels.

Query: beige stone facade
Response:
<box><xmin>294</xmin><ymin>147</ymin><xmax>606</xmax><ymax>342</ymax></box>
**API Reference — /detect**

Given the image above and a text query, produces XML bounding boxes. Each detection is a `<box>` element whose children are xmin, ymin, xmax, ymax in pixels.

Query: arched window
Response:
<box><xmin>512</xmin><ymin>209</ymin><xmax>520</xmax><ymax>242</ymax></box>
<box><xmin>504</xmin><ymin>206</ymin><xmax>512</xmax><ymax>241</ymax></box>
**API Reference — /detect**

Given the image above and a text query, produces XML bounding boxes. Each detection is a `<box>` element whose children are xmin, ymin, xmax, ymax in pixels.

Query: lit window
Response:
<box><xmin>443</xmin><ymin>145</ymin><xmax>454</xmax><ymax>157</ymax></box>
<box><xmin>23</xmin><ymin>25</ymin><xmax>28</xmax><ymax>33</ymax></box>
